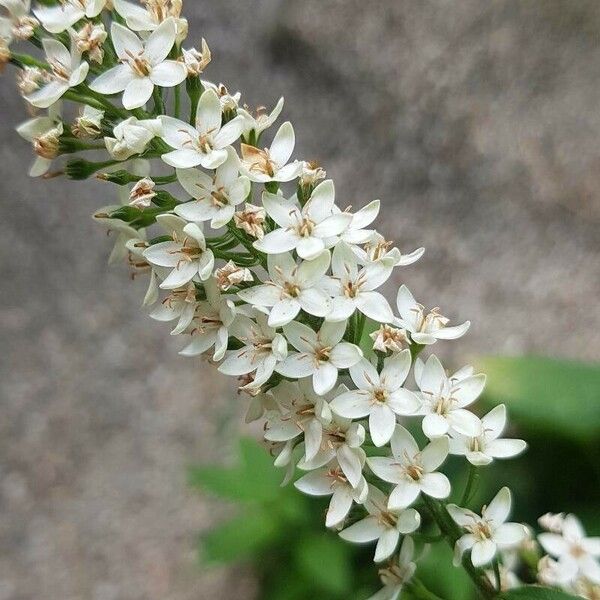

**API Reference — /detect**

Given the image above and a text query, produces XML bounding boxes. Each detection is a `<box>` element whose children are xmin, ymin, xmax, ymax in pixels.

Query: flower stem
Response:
<box><xmin>422</xmin><ymin>496</ymin><xmax>495</xmax><ymax>599</ymax></box>
<box><xmin>174</xmin><ymin>84</ymin><xmax>181</xmax><ymax>119</ymax></box>
<box><xmin>492</xmin><ymin>559</ymin><xmax>501</xmax><ymax>592</ymax></box>
<box><xmin>407</xmin><ymin>578</ymin><xmax>447</xmax><ymax>600</ymax></box>
<box><xmin>459</xmin><ymin>464</ymin><xmax>479</xmax><ymax>507</ymax></box>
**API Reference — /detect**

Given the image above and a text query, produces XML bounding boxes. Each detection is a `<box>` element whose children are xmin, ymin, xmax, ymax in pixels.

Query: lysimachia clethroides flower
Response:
<box><xmin>5</xmin><ymin>3</ymin><xmax>590</xmax><ymax>597</ymax></box>
<box><xmin>90</xmin><ymin>18</ymin><xmax>186</xmax><ymax>109</ymax></box>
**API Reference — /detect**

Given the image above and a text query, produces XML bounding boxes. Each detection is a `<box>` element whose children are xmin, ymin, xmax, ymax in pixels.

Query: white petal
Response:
<box><xmin>254</xmin><ymin>229</ymin><xmax>298</xmax><ymax>255</ymax></box>
<box><xmin>42</xmin><ymin>38</ymin><xmax>71</xmax><ymax>65</ymax></box>
<box><xmin>26</xmin><ymin>81</ymin><xmax>68</xmax><ymax>109</ymax></box>
<box><xmin>481</xmin><ymin>404</ymin><xmax>507</xmax><ymax>440</ymax></box>
<box><xmin>179</xmin><ymin>331</ymin><xmax>217</xmax><ymax>357</ymax></box>
<box><xmin>538</xmin><ymin>533</ymin><xmax>568</xmax><ymax>557</ymax></box>
<box><xmin>150</xmin><ymin>61</ymin><xmax>187</xmax><ymax>87</ymax></box>
<box><xmin>349</xmin><ymin>358</ymin><xmax>380</xmax><ymax>390</ymax></box>
<box><xmin>326</xmin><ymin>297</ymin><xmax>357</xmax><ymax>322</ymax></box>
<box><xmin>111</xmin><ymin>21</ymin><xmax>143</xmax><ymax>59</ymax></box>
<box><xmin>123</xmin><ymin>77</ymin><xmax>154</xmax><ymax>110</ymax></box>
<box><xmin>471</xmin><ymin>539</ymin><xmax>497</xmax><ymax>567</ymax></box>
<box><xmin>313</xmin><ymin>362</ymin><xmax>338</xmax><ymax>395</ymax></box>
<box><xmin>90</xmin><ymin>64</ymin><xmax>133</xmax><ymax>94</ymax></box>
<box><xmin>420</xmin><ymin>437</ymin><xmax>449</xmax><ymax>471</ymax></box>
<box><xmin>380</xmin><ymin>349</ymin><xmax>411</xmax><ymax>390</ymax></box>
<box><xmin>370</xmin><ymin>405</ymin><xmax>397</xmax><ymax>447</ymax></box>
<box><xmin>452</xmin><ymin>374</ymin><xmax>486</xmax><ymax>407</ymax></box>
<box><xmin>337</xmin><ymin>445</ymin><xmax>364</xmax><ymax>489</ymax></box>
<box><xmin>434</xmin><ymin>321</ymin><xmax>471</xmax><ymax>339</ymax></box>
<box><xmin>213</xmin><ymin>116</ymin><xmax>244</xmax><ymax>148</ymax></box>
<box><xmin>296</xmin><ymin>251</ymin><xmax>331</xmax><ymax>287</ymax></box>
<box><xmin>390</xmin><ymin>425</ymin><xmax>419</xmax><ymax>460</ymax></box>
<box><xmin>448</xmin><ymin>409</ymin><xmax>482</xmax><ymax>438</ymax></box>
<box><xmin>162</xmin><ymin>149</ymin><xmax>203</xmax><ymax>169</ymax></box>
<box><xmin>196</xmin><ymin>88</ymin><xmax>222</xmax><ymax>136</ymax></box>
<box><xmin>396</xmin><ymin>285</ymin><xmax>418</xmax><ymax>323</ymax></box>
<box><xmin>297</xmin><ymin>236</ymin><xmax>326</xmax><ymax>260</ymax></box>
<box><xmin>375</xmin><ymin>528</ymin><xmax>400</xmax><ymax>563</ymax></box>
<box><xmin>388</xmin><ymin>482</ymin><xmax>421</xmax><ymax>510</ymax></box>
<box><xmin>419</xmin><ymin>354</ymin><xmax>446</xmax><ymax>395</ymax></box>
<box><xmin>330</xmin><ymin>390</ymin><xmax>372</xmax><ymax>419</ymax></box>
<box><xmin>298</xmin><ymin>287</ymin><xmax>331</xmax><ymax>318</ymax></box>
<box><xmin>283</xmin><ymin>320</ymin><xmax>317</xmax><ymax>352</ymax></box>
<box><xmin>420</xmin><ymin>472</ymin><xmax>451</xmax><ymax>499</ymax></box>
<box><xmin>447</xmin><ymin>505</ymin><xmax>479</xmax><ymax>527</ymax></box>
<box><xmin>160</xmin><ymin>116</ymin><xmax>198</xmax><ymax>150</ymax></box>
<box><xmin>313</xmin><ymin>213</ymin><xmax>352</xmax><ymax>238</ymax></box>
<box><xmin>275</xmin><ymin>353</ymin><xmax>314</xmax><ymax>379</ymax></box>
<box><xmin>340</xmin><ymin>516</ymin><xmax>384</xmax><ymax>544</ymax></box>
<box><xmin>356</xmin><ymin>291</ymin><xmax>395</xmax><ymax>323</ymax></box>
<box><xmin>295</xmin><ymin>470</ymin><xmax>334</xmax><ymax>497</ymax></box>
<box><xmin>397</xmin><ymin>508</ymin><xmax>421</xmax><ymax>534</ymax></box>
<box><xmin>483</xmin><ymin>487</ymin><xmax>511</xmax><ymax>527</ymax></box>
<box><xmin>237</xmin><ymin>284</ymin><xmax>281</xmax><ymax>307</ymax></box>
<box><xmin>160</xmin><ymin>262</ymin><xmax>198</xmax><ymax>289</ymax></box>
<box><xmin>486</xmin><ymin>439</ymin><xmax>527</xmax><ymax>459</ymax></box>
<box><xmin>261</xmin><ymin>192</ymin><xmax>297</xmax><ymax>227</ymax></box>
<box><xmin>145</xmin><ymin>17</ymin><xmax>176</xmax><ymax>64</ymax></box>
<box><xmin>330</xmin><ymin>342</ymin><xmax>362</xmax><ymax>369</ymax></box>
<box><xmin>327</xmin><ymin>487</ymin><xmax>354</xmax><ymax>528</ymax></box>
<box><xmin>495</xmin><ymin>523</ymin><xmax>527</xmax><ymax>547</ymax></box>
<box><xmin>268</xmin><ymin>298</ymin><xmax>301</xmax><ymax>327</ymax></box>
<box><xmin>422</xmin><ymin>413</ymin><xmax>450</xmax><ymax>438</ymax></box>
<box><xmin>304</xmin><ymin>419</ymin><xmax>323</xmax><ymax>462</ymax></box>
<box><xmin>367</xmin><ymin>457</ymin><xmax>403</xmax><ymax>485</ymax></box>
<box><xmin>269</xmin><ymin>121</ymin><xmax>295</xmax><ymax>166</ymax></box>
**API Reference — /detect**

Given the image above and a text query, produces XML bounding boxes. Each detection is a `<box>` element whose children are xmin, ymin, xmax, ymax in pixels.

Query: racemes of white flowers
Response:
<box><xmin>7</xmin><ymin>5</ymin><xmax>591</xmax><ymax>598</ymax></box>
<box><xmin>90</xmin><ymin>18</ymin><xmax>186</xmax><ymax>109</ymax></box>
<box><xmin>448</xmin><ymin>487</ymin><xmax>528</xmax><ymax>567</ymax></box>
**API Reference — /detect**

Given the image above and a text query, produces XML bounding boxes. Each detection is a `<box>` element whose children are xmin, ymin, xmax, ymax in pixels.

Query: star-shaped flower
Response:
<box><xmin>33</xmin><ymin>0</ymin><xmax>105</xmax><ymax>34</ymax></box>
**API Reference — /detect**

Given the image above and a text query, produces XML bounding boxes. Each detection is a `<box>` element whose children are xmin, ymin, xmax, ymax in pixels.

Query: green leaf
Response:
<box><xmin>477</xmin><ymin>356</ymin><xmax>600</xmax><ymax>442</ymax></box>
<box><xmin>416</xmin><ymin>542</ymin><xmax>472</xmax><ymax>600</ymax></box>
<box><xmin>500</xmin><ymin>586</ymin><xmax>581</xmax><ymax>600</ymax></box>
<box><xmin>187</xmin><ymin>438</ymin><xmax>282</xmax><ymax>502</ymax></box>
<box><xmin>294</xmin><ymin>534</ymin><xmax>352</xmax><ymax>595</ymax></box>
<box><xmin>200</xmin><ymin>508</ymin><xmax>280</xmax><ymax>564</ymax></box>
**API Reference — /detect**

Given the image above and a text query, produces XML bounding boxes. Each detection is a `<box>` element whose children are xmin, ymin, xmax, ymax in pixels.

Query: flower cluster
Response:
<box><xmin>2</xmin><ymin>2</ymin><xmax>596</xmax><ymax>598</ymax></box>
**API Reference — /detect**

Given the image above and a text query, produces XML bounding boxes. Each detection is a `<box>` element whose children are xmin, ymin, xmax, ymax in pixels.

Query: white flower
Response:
<box><xmin>264</xmin><ymin>379</ymin><xmax>332</xmax><ymax>453</ymax></box>
<box><xmin>370</xmin><ymin>325</ymin><xmax>409</xmax><ymax>354</ymax></box>
<box><xmin>104</xmin><ymin>116</ymin><xmax>162</xmax><ymax>160</ymax></box>
<box><xmin>177</xmin><ymin>278</ymin><xmax>235</xmax><ymax>360</ymax></box>
<box><xmin>93</xmin><ymin>209</ymin><xmax>143</xmax><ymax>265</ymax></box>
<box><xmin>174</xmin><ymin>148</ymin><xmax>250</xmax><ymax>229</ymax></box>
<box><xmin>395</xmin><ymin>284</ymin><xmax>470</xmax><ymax>345</ymax></box>
<box><xmin>25</xmin><ymin>38</ymin><xmax>89</xmax><ymax>108</ymax></box>
<box><xmin>74</xmin><ymin>21</ymin><xmax>107</xmax><ymax>64</ymax></box>
<box><xmin>238</xmin><ymin>97</ymin><xmax>284</xmax><ymax>139</ymax></box>
<box><xmin>336</xmin><ymin>200</ymin><xmax>380</xmax><ymax>246</ymax></box>
<box><xmin>254</xmin><ymin>180</ymin><xmax>352</xmax><ymax>260</ymax></box>
<box><xmin>16</xmin><ymin>105</ymin><xmax>63</xmax><ymax>177</ymax></box>
<box><xmin>0</xmin><ymin>0</ymin><xmax>37</xmax><ymax>43</ymax></box>
<box><xmin>340</xmin><ymin>485</ymin><xmax>420</xmax><ymax>562</ymax></box>
<box><xmin>355</xmin><ymin>232</ymin><xmax>425</xmax><ymax>268</ymax></box>
<box><xmin>128</xmin><ymin>177</ymin><xmax>156</xmax><ymax>208</ymax></box>
<box><xmin>218</xmin><ymin>311</ymin><xmax>287</xmax><ymax>389</ymax></box>
<box><xmin>149</xmin><ymin>282</ymin><xmax>197</xmax><ymax>335</ymax></box>
<box><xmin>323</xmin><ymin>242</ymin><xmax>395</xmax><ymax>323</ymax></box>
<box><xmin>294</xmin><ymin>459</ymin><xmax>368</xmax><ymax>528</ymax></box>
<box><xmin>113</xmin><ymin>0</ymin><xmax>188</xmax><ymax>42</ymax></box>
<box><xmin>538</xmin><ymin>555</ymin><xmax>579</xmax><ymax>589</ymax></box>
<box><xmin>73</xmin><ymin>105</ymin><xmax>104</xmax><ymax>139</ymax></box>
<box><xmin>367</xmin><ymin>425</ymin><xmax>451</xmax><ymax>509</ymax></box>
<box><xmin>143</xmin><ymin>220</ymin><xmax>214</xmax><ymax>289</ymax></box>
<box><xmin>234</xmin><ymin>203</ymin><xmax>266</xmax><ymax>239</ymax></box>
<box><xmin>276</xmin><ymin>320</ymin><xmax>362</xmax><ymax>395</ymax></box>
<box><xmin>90</xmin><ymin>19</ymin><xmax>186</xmax><ymax>109</ymax></box>
<box><xmin>367</xmin><ymin>537</ymin><xmax>416</xmax><ymax>600</ymax></box>
<box><xmin>33</xmin><ymin>0</ymin><xmax>104</xmax><ymax>34</ymax></box>
<box><xmin>297</xmin><ymin>404</ymin><xmax>366</xmax><ymax>488</ymax></box>
<box><xmin>448</xmin><ymin>487</ymin><xmax>528</xmax><ymax>567</ymax></box>
<box><xmin>160</xmin><ymin>88</ymin><xmax>244</xmax><ymax>169</ymax></box>
<box><xmin>237</xmin><ymin>251</ymin><xmax>332</xmax><ymax>328</ymax></box>
<box><xmin>16</xmin><ymin>66</ymin><xmax>46</xmax><ymax>96</ymax></box>
<box><xmin>415</xmin><ymin>354</ymin><xmax>483</xmax><ymax>439</ymax></box>
<box><xmin>182</xmin><ymin>40</ymin><xmax>211</xmax><ymax>76</ymax></box>
<box><xmin>214</xmin><ymin>261</ymin><xmax>253</xmax><ymax>291</ymax></box>
<box><xmin>330</xmin><ymin>352</ymin><xmax>420</xmax><ymax>447</ymax></box>
<box><xmin>539</xmin><ymin>512</ymin><xmax>567</xmax><ymax>534</ymax></box>
<box><xmin>449</xmin><ymin>404</ymin><xmax>527</xmax><ymax>466</ymax></box>
<box><xmin>299</xmin><ymin>160</ymin><xmax>326</xmax><ymax>188</ymax></box>
<box><xmin>239</xmin><ymin>121</ymin><xmax>303</xmax><ymax>183</ymax></box>
<box><xmin>539</xmin><ymin>514</ymin><xmax>600</xmax><ymax>584</ymax></box>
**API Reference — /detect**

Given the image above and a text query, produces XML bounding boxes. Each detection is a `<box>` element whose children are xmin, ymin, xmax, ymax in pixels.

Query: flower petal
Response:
<box><xmin>150</xmin><ymin>60</ymin><xmax>187</xmax><ymax>87</ymax></box>
<box><xmin>123</xmin><ymin>77</ymin><xmax>154</xmax><ymax>109</ymax></box>
<box><xmin>91</xmin><ymin>63</ymin><xmax>133</xmax><ymax>94</ymax></box>
<box><xmin>330</xmin><ymin>390</ymin><xmax>372</xmax><ymax>419</ymax></box>
<box><xmin>370</xmin><ymin>404</ymin><xmax>397</xmax><ymax>447</ymax></box>
<box><xmin>145</xmin><ymin>17</ymin><xmax>177</xmax><ymax>64</ymax></box>
<box><xmin>420</xmin><ymin>472</ymin><xmax>451</xmax><ymax>499</ymax></box>
<box><xmin>111</xmin><ymin>21</ymin><xmax>143</xmax><ymax>59</ymax></box>
<box><xmin>269</xmin><ymin>121</ymin><xmax>295</xmax><ymax>166</ymax></box>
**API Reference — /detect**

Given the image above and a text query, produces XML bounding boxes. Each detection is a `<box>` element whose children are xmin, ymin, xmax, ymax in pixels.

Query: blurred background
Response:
<box><xmin>0</xmin><ymin>1</ymin><xmax>599</xmax><ymax>599</ymax></box>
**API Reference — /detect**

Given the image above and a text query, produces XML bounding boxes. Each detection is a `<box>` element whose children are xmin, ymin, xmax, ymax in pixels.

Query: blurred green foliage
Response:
<box><xmin>189</xmin><ymin>356</ymin><xmax>599</xmax><ymax>600</ymax></box>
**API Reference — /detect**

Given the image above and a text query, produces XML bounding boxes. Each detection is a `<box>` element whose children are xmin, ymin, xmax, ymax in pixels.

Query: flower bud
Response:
<box><xmin>34</xmin><ymin>124</ymin><xmax>63</xmax><ymax>159</ymax></box>
<box><xmin>73</xmin><ymin>106</ymin><xmax>104</xmax><ymax>139</ymax></box>
<box><xmin>215</xmin><ymin>261</ymin><xmax>253</xmax><ymax>291</ymax></box>
<box><xmin>370</xmin><ymin>324</ymin><xmax>410</xmax><ymax>353</ymax></box>
<box><xmin>128</xmin><ymin>177</ymin><xmax>157</xmax><ymax>209</ymax></box>
<box><xmin>75</xmin><ymin>22</ymin><xmax>108</xmax><ymax>64</ymax></box>
<box><xmin>0</xmin><ymin>40</ymin><xmax>10</xmax><ymax>73</ymax></box>
<box><xmin>16</xmin><ymin>66</ymin><xmax>46</xmax><ymax>95</ymax></box>
<box><xmin>234</xmin><ymin>203</ymin><xmax>266</xmax><ymax>239</ymax></box>
<box><xmin>182</xmin><ymin>40</ymin><xmax>211</xmax><ymax>77</ymax></box>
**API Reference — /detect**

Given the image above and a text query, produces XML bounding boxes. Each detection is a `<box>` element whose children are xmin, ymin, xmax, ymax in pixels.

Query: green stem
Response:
<box><xmin>355</xmin><ymin>311</ymin><xmax>366</xmax><ymax>345</ymax></box>
<box><xmin>492</xmin><ymin>559</ymin><xmax>501</xmax><ymax>593</ymax></box>
<box><xmin>422</xmin><ymin>497</ymin><xmax>495</xmax><ymax>599</ymax></box>
<box><xmin>459</xmin><ymin>464</ymin><xmax>479</xmax><ymax>507</ymax></box>
<box><xmin>152</xmin><ymin>87</ymin><xmax>164</xmax><ymax>114</ymax></box>
<box><xmin>10</xmin><ymin>52</ymin><xmax>49</xmax><ymax>70</ymax></box>
<box><xmin>174</xmin><ymin>84</ymin><xmax>181</xmax><ymax>119</ymax></box>
<box><xmin>407</xmin><ymin>579</ymin><xmax>446</xmax><ymax>600</ymax></box>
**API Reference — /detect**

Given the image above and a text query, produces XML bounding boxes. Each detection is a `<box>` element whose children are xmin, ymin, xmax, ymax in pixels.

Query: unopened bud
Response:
<box><xmin>0</xmin><ymin>40</ymin><xmax>10</xmax><ymax>72</ymax></box>
<box><xmin>215</xmin><ymin>261</ymin><xmax>253</xmax><ymax>291</ymax></box>
<box><xmin>234</xmin><ymin>203</ymin><xmax>266</xmax><ymax>239</ymax></box>
<box><xmin>34</xmin><ymin>124</ymin><xmax>63</xmax><ymax>159</ymax></box>
<box><xmin>370</xmin><ymin>325</ymin><xmax>410</xmax><ymax>353</ymax></box>
<box><xmin>183</xmin><ymin>40</ymin><xmax>211</xmax><ymax>76</ymax></box>
<box><xmin>129</xmin><ymin>177</ymin><xmax>157</xmax><ymax>209</ymax></box>
<box><xmin>75</xmin><ymin>22</ymin><xmax>107</xmax><ymax>64</ymax></box>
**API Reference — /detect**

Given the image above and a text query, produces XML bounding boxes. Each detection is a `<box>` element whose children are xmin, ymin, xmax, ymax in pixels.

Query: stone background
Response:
<box><xmin>0</xmin><ymin>1</ymin><xmax>599</xmax><ymax>598</ymax></box>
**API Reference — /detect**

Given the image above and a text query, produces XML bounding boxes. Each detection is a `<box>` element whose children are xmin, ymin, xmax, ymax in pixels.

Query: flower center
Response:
<box><xmin>241</xmin><ymin>144</ymin><xmax>277</xmax><ymax>177</ymax></box>
<box><xmin>49</xmin><ymin>58</ymin><xmax>70</xmax><ymax>81</ymax></box>
<box><xmin>210</xmin><ymin>187</ymin><xmax>229</xmax><ymax>207</ymax></box>
<box><xmin>343</xmin><ymin>272</ymin><xmax>367</xmax><ymax>299</ymax></box>
<box><xmin>327</xmin><ymin>467</ymin><xmax>348</xmax><ymax>487</ymax></box>
<box><xmin>467</xmin><ymin>520</ymin><xmax>493</xmax><ymax>541</ymax></box>
<box><xmin>282</xmin><ymin>281</ymin><xmax>300</xmax><ymax>298</ymax></box>
<box><xmin>296</xmin><ymin>217</ymin><xmax>315</xmax><ymax>238</ymax></box>
<box><xmin>34</xmin><ymin>129</ymin><xmax>60</xmax><ymax>159</ymax></box>
<box><xmin>372</xmin><ymin>387</ymin><xmax>388</xmax><ymax>404</ymax></box>
<box><xmin>124</xmin><ymin>50</ymin><xmax>152</xmax><ymax>77</ymax></box>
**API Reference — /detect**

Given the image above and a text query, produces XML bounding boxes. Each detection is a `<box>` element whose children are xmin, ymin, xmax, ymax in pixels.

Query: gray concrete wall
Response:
<box><xmin>0</xmin><ymin>1</ymin><xmax>598</xmax><ymax>598</ymax></box>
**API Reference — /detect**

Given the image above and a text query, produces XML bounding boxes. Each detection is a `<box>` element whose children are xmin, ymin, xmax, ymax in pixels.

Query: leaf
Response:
<box><xmin>201</xmin><ymin>507</ymin><xmax>280</xmax><ymax>564</ymax></box>
<box><xmin>417</xmin><ymin>542</ymin><xmax>472</xmax><ymax>600</ymax></box>
<box><xmin>188</xmin><ymin>438</ymin><xmax>282</xmax><ymax>502</ymax></box>
<box><xmin>500</xmin><ymin>586</ymin><xmax>581</xmax><ymax>600</ymax></box>
<box><xmin>294</xmin><ymin>533</ymin><xmax>352</xmax><ymax>595</ymax></box>
<box><xmin>477</xmin><ymin>356</ymin><xmax>600</xmax><ymax>442</ymax></box>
